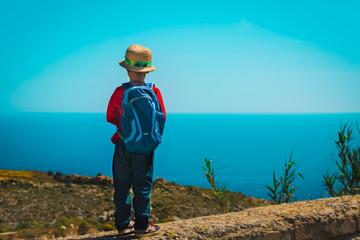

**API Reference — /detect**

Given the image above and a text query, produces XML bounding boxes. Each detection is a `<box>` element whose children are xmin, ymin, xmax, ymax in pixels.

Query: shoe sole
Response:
<box><xmin>135</xmin><ymin>226</ymin><xmax>161</xmax><ymax>237</ymax></box>
<box><xmin>118</xmin><ymin>228</ymin><xmax>135</xmax><ymax>237</ymax></box>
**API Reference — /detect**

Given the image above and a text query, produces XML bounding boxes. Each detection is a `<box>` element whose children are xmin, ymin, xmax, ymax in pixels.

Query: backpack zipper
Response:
<box><xmin>130</xmin><ymin>95</ymin><xmax>152</xmax><ymax>105</ymax></box>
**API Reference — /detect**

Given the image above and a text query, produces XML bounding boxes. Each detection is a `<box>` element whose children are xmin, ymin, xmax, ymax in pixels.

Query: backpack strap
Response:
<box><xmin>116</xmin><ymin>129</ymin><xmax>124</xmax><ymax>140</ymax></box>
<box><xmin>122</xmin><ymin>82</ymin><xmax>132</xmax><ymax>90</ymax></box>
<box><xmin>146</xmin><ymin>82</ymin><xmax>154</xmax><ymax>89</ymax></box>
<box><xmin>123</xmin><ymin>82</ymin><xmax>153</xmax><ymax>89</ymax></box>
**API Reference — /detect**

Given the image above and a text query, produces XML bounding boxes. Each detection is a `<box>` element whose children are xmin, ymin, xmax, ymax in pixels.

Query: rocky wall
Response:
<box><xmin>64</xmin><ymin>195</ymin><xmax>360</xmax><ymax>240</ymax></box>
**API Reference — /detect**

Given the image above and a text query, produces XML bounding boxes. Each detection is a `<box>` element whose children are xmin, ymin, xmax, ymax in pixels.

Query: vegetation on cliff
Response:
<box><xmin>0</xmin><ymin>170</ymin><xmax>270</xmax><ymax>239</ymax></box>
<box><xmin>323</xmin><ymin>123</ymin><xmax>360</xmax><ymax>197</ymax></box>
<box><xmin>265</xmin><ymin>122</ymin><xmax>360</xmax><ymax>205</ymax></box>
<box><xmin>265</xmin><ymin>152</ymin><xmax>304</xmax><ymax>204</ymax></box>
<box><xmin>202</xmin><ymin>158</ymin><xmax>235</xmax><ymax>213</ymax></box>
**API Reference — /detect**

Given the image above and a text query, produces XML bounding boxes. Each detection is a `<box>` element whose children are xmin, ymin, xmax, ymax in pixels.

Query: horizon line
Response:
<box><xmin>1</xmin><ymin>111</ymin><xmax>360</xmax><ymax>115</ymax></box>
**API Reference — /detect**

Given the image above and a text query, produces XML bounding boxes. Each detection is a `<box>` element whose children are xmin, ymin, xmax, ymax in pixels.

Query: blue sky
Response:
<box><xmin>1</xmin><ymin>0</ymin><xmax>360</xmax><ymax>113</ymax></box>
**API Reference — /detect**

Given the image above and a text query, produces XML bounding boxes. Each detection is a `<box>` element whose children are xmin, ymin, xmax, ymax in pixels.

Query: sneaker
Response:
<box><xmin>135</xmin><ymin>222</ymin><xmax>160</xmax><ymax>237</ymax></box>
<box><xmin>117</xmin><ymin>222</ymin><xmax>135</xmax><ymax>236</ymax></box>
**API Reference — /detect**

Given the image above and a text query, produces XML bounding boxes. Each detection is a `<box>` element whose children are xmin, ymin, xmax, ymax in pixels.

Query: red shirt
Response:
<box><xmin>106</xmin><ymin>84</ymin><xmax>166</xmax><ymax>143</ymax></box>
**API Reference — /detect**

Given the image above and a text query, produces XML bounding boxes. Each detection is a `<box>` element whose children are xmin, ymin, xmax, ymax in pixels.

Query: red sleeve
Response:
<box><xmin>106</xmin><ymin>86</ymin><xmax>125</xmax><ymax>126</ymax></box>
<box><xmin>106</xmin><ymin>86</ymin><xmax>125</xmax><ymax>143</ymax></box>
<box><xmin>153</xmin><ymin>86</ymin><xmax>166</xmax><ymax>120</ymax></box>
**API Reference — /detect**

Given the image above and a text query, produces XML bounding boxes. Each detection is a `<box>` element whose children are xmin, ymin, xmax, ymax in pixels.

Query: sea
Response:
<box><xmin>1</xmin><ymin>112</ymin><xmax>360</xmax><ymax>201</ymax></box>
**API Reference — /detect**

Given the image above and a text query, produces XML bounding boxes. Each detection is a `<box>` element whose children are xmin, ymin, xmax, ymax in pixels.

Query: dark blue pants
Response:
<box><xmin>112</xmin><ymin>139</ymin><xmax>154</xmax><ymax>231</ymax></box>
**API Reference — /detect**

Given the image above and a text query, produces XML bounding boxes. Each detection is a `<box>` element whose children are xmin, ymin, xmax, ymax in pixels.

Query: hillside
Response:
<box><xmin>0</xmin><ymin>169</ymin><xmax>270</xmax><ymax>239</ymax></box>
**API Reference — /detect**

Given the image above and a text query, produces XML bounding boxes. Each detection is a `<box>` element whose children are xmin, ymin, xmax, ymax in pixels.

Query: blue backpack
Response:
<box><xmin>119</xmin><ymin>82</ymin><xmax>165</xmax><ymax>153</ymax></box>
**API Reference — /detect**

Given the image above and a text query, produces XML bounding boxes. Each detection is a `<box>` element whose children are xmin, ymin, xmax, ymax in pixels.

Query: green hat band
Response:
<box><xmin>124</xmin><ymin>58</ymin><xmax>152</xmax><ymax>67</ymax></box>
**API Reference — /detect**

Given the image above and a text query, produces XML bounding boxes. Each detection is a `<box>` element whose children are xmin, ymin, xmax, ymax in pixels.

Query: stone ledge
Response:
<box><xmin>63</xmin><ymin>195</ymin><xmax>360</xmax><ymax>240</ymax></box>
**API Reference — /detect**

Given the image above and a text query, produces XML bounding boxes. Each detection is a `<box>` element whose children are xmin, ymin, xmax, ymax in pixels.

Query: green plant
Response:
<box><xmin>168</xmin><ymin>231</ymin><xmax>176</xmax><ymax>238</ymax></box>
<box><xmin>0</xmin><ymin>225</ymin><xmax>7</xmax><ymax>233</ymax></box>
<box><xmin>55</xmin><ymin>216</ymin><xmax>70</xmax><ymax>227</ymax></box>
<box><xmin>53</xmin><ymin>226</ymin><xmax>66</xmax><ymax>238</ymax></box>
<box><xmin>323</xmin><ymin>123</ymin><xmax>360</xmax><ymax>197</ymax></box>
<box><xmin>100</xmin><ymin>222</ymin><xmax>116</xmax><ymax>231</ymax></box>
<box><xmin>15</xmin><ymin>222</ymin><xmax>37</xmax><ymax>230</ymax></box>
<box><xmin>70</xmin><ymin>217</ymin><xmax>86</xmax><ymax>227</ymax></box>
<box><xmin>266</xmin><ymin>171</ymin><xmax>281</xmax><ymax>204</ymax></box>
<box><xmin>43</xmin><ymin>222</ymin><xmax>52</xmax><ymax>228</ymax></box>
<box><xmin>78</xmin><ymin>221</ymin><xmax>92</xmax><ymax>235</ymax></box>
<box><xmin>203</xmin><ymin>158</ymin><xmax>234</xmax><ymax>212</ymax></box>
<box><xmin>265</xmin><ymin>152</ymin><xmax>304</xmax><ymax>204</ymax></box>
<box><xmin>86</xmin><ymin>217</ymin><xmax>100</xmax><ymax>227</ymax></box>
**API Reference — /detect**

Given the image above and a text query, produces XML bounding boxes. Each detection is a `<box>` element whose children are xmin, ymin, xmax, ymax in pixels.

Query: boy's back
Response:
<box><xmin>107</xmin><ymin>82</ymin><xmax>166</xmax><ymax>144</ymax></box>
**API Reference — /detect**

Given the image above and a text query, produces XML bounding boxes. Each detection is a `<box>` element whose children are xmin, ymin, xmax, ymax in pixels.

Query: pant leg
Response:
<box><xmin>131</xmin><ymin>151</ymin><xmax>154</xmax><ymax>230</ymax></box>
<box><xmin>112</xmin><ymin>139</ymin><xmax>132</xmax><ymax>230</ymax></box>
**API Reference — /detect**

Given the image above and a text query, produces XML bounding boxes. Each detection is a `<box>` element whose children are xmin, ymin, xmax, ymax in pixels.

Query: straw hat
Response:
<box><xmin>119</xmin><ymin>44</ymin><xmax>156</xmax><ymax>72</ymax></box>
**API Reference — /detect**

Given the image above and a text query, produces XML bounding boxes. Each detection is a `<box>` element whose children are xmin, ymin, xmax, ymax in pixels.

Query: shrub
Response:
<box><xmin>53</xmin><ymin>226</ymin><xmax>66</xmax><ymax>238</ymax></box>
<box><xmin>100</xmin><ymin>222</ymin><xmax>116</xmax><ymax>231</ymax></box>
<box><xmin>78</xmin><ymin>221</ymin><xmax>92</xmax><ymax>235</ymax></box>
<box><xmin>323</xmin><ymin>123</ymin><xmax>360</xmax><ymax>197</ymax></box>
<box><xmin>265</xmin><ymin>152</ymin><xmax>304</xmax><ymax>204</ymax></box>
<box><xmin>43</xmin><ymin>222</ymin><xmax>52</xmax><ymax>228</ymax></box>
<box><xmin>55</xmin><ymin>216</ymin><xmax>70</xmax><ymax>227</ymax></box>
<box><xmin>16</xmin><ymin>222</ymin><xmax>36</xmax><ymax>230</ymax></box>
<box><xmin>203</xmin><ymin>158</ymin><xmax>234</xmax><ymax>212</ymax></box>
<box><xmin>86</xmin><ymin>217</ymin><xmax>100</xmax><ymax>227</ymax></box>
<box><xmin>0</xmin><ymin>225</ymin><xmax>7</xmax><ymax>233</ymax></box>
<box><xmin>69</xmin><ymin>217</ymin><xmax>85</xmax><ymax>227</ymax></box>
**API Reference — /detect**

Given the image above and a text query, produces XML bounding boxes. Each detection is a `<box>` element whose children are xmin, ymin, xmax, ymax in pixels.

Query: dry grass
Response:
<box><xmin>0</xmin><ymin>169</ymin><xmax>57</xmax><ymax>184</ymax></box>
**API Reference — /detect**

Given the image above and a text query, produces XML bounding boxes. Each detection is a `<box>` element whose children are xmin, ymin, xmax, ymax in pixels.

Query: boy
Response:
<box><xmin>106</xmin><ymin>44</ymin><xmax>166</xmax><ymax>237</ymax></box>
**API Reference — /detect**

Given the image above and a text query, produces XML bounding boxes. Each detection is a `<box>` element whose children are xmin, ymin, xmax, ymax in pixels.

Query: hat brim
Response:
<box><xmin>119</xmin><ymin>60</ymin><xmax>156</xmax><ymax>72</ymax></box>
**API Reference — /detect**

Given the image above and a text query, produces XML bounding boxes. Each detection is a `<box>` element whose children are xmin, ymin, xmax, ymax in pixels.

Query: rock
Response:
<box><xmin>63</xmin><ymin>195</ymin><xmax>360</xmax><ymax>240</ymax></box>
<box><xmin>155</xmin><ymin>177</ymin><xmax>165</xmax><ymax>183</ymax></box>
<box><xmin>52</xmin><ymin>173</ymin><xmax>113</xmax><ymax>186</ymax></box>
